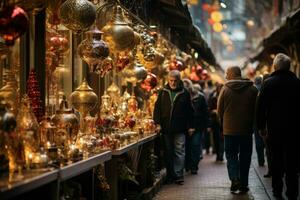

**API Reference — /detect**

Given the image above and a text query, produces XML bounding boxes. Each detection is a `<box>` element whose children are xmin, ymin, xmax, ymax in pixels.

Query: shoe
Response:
<box><xmin>264</xmin><ymin>173</ymin><xmax>272</xmax><ymax>178</ymax></box>
<box><xmin>239</xmin><ymin>186</ymin><xmax>249</xmax><ymax>194</ymax></box>
<box><xmin>191</xmin><ymin>170</ymin><xmax>198</xmax><ymax>175</ymax></box>
<box><xmin>174</xmin><ymin>177</ymin><xmax>184</xmax><ymax>185</ymax></box>
<box><xmin>230</xmin><ymin>180</ymin><xmax>240</xmax><ymax>193</ymax></box>
<box><xmin>216</xmin><ymin>157</ymin><xmax>224</xmax><ymax>162</ymax></box>
<box><xmin>175</xmin><ymin>179</ymin><xmax>184</xmax><ymax>185</ymax></box>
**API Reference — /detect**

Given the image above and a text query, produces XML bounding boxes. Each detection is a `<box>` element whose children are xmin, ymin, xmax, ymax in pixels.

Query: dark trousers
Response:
<box><xmin>185</xmin><ymin>132</ymin><xmax>202</xmax><ymax>171</ymax></box>
<box><xmin>204</xmin><ymin>130</ymin><xmax>211</xmax><ymax>153</ymax></box>
<box><xmin>224</xmin><ymin>135</ymin><xmax>253</xmax><ymax>187</ymax></box>
<box><xmin>254</xmin><ymin>131</ymin><xmax>265</xmax><ymax>165</ymax></box>
<box><xmin>270</xmin><ymin>137</ymin><xmax>299</xmax><ymax>199</ymax></box>
<box><xmin>212</xmin><ymin>125</ymin><xmax>224</xmax><ymax>160</ymax></box>
<box><xmin>263</xmin><ymin>137</ymin><xmax>272</xmax><ymax>174</ymax></box>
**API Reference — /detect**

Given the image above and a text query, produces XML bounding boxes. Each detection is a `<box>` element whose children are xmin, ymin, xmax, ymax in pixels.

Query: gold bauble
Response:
<box><xmin>59</xmin><ymin>0</ymin><xmax>96</xmax><ymax>33</ymax></box>
<box><xmin>101</xmin><ymin>5</ymin><xmax>135</xmax><ymax>54</ymax></box>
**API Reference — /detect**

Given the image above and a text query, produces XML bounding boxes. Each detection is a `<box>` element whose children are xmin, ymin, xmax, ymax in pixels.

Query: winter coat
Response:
<box><xmin>191</xmin><ymin>92</ymin><xmax>209</xmax><ymax>132</ymax></box>
<box><xmin>217</xmin><ymin>79</ymin><xmax>258</xmax><ymax>135</ymax></box>
<box><xmin>256</xmin><ymin>70</ymin><xmax>300</xmax><ymax>136</ymax></box>
<box><xmin>153</xmin><ymin>82</ymin><xmax>194</xmax><ymax>134</ymax></box>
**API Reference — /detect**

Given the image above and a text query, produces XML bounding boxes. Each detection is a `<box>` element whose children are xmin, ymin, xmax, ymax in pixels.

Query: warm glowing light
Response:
<box><xmin>213</xmin><ymin>23</ymin><xmax>223</xmax><ymax>32</ymax></box>
<box><xmin>211</xmin><ymin>11</ymin><xmax>223</xmax><ymax>22</ymax></box>
<box><xmin>247</xmin><ymin>20</ymin><xmax>255</xmax><ymax>27</ymax></box>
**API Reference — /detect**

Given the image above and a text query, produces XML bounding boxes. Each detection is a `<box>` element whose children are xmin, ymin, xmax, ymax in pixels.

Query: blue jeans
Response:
<box><xmin>224</xmin><ymin>135</ymin><xmax>252</xmax><ymax>187</ymax></box>
<box><xmin>163</xmin><ymin>134</ymin><xmax>185</xmax><ymax>180</ymax></box>
<box><xmin>186</xmin><ymin>132</ymin><xmax>202</xmax><ymax>171</ymax></box>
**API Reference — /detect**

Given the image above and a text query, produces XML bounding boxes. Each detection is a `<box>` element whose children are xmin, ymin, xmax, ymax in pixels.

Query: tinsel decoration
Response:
<box><xmin>27</xmin><ymin>69</ymin><xmax>43</xmax><ymax>122</ymax></box>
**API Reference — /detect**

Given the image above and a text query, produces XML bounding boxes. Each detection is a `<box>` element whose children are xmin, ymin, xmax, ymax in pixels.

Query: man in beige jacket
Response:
<box><xmin>217</xmin><ymin>66</ymin><xmax>258</xmax><ymax>194</ymax></box>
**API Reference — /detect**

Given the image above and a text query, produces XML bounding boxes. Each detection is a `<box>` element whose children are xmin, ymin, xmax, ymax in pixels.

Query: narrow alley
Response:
<box><xmin>154</xmin><ymin>150</ymin><xmax>275</xmax><ymax>200</ymax></box>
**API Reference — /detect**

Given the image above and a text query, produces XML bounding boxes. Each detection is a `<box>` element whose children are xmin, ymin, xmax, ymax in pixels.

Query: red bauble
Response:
<box><xmin>0</xmin><ymin>6</ymin><xmax>29</xmax><ymax>46</ymax></box>
<box><xmin>140</xmin><ymin>73</ymin><xmax>157</xmax><ymax>92</ymax></box>
<box><xmin>189</xmin><ymin>67</ymin><xmax>200</xmax><ymax>82</ymax></box>
<box><xmin>169</xmin><ymin>60</ymin><xmax>184</xmax><ymax>71</ymax></box>
<box><xmin>116</xmin><ymin>54</ymin><xmax>130</xmax><ymax>71</ymax></box>
<box><xmin>47</xmin><ymin>32</ymin><xmax>69</xmax><ymax>55</ymax></box>
<box><xmin>201</xmin><ymin>69</ymin><xmax>210</xmax><ymax>80</ymax></box>
<box><xmin>196</xmin><ymin>65</ymin><xmax>203</xmax><ymax>75</ymax></box>
<box><xmin>125</xmin><ymin>116</ymin><xmax>136</xmax><ymax>129</ymax></box>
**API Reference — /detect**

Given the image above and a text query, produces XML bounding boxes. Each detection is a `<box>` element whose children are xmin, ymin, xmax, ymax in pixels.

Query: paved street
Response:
<box><xmin>154</xmin><ymin>149</ymin><xmax>273</xmax><ymax>200</ymax></box>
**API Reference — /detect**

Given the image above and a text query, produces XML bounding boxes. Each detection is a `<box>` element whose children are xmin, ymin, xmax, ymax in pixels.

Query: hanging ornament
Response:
<box><xmin>189</xmin><ymin>66</ymin><xmax>200</xmax><ymax>82</ymax></box>
<box><xmin>46</xmin><ymin>31</ymin><xmax>69</xmax><ymax>55</ymax></box>
<box><xmin>95</xmin><ymin>56</ymin><xmax>113</xmax><ymax>77</ymax></box>
<box><xmin>27</xmin><ymin>69</ymin><xmax>44</xmax><ymax>122</ymax></box>
<box><xmin>169</xmin><ymin>59</ymin><xmax>184</xmax><ymax>71</ymax></box>
<box><xmin>77</xmin><ymin>27</ymin><xmax>109</xmax><ymax>73</ymax></box>
<box><xmin>101</xmin><ymin>5</ymin><xmax>135</xmax><ymax>54</ymax></box>
<box><xmin>0</xmin><ymin>5</ymin><xmax>29</xmax><ymax>46</ymax></box>
<box><xmin>201</xmin><ymin>69</ymin><xmax>210</xmax><ymax>80</ymax></box>
<box><xmin>96</xmin><ymin>0</ymin><xmax>115</xmax><ymax>30</ymax></box>
<box><xmin>59</xmin><ymin>0</ymin><xmax>96</xmax><ymax>33</ymax></box>
<box><xmin>140</xmin><ymin>73</ymin><xmax>157</xmax><ymax>92</ymax></box>
<box><xmin>196</xmin><ymin>65</ymin><xmax>203</xmax><ymax>76</ymax></box>
<box><xmin>115</xmin><ymin>52</ymin><xmax>130</xmax><ymax>71</ymax></box>
<box><xmin>47</xmin><ymin>0</ymin><xmax>65</xmax><ymax>25</ymax></box>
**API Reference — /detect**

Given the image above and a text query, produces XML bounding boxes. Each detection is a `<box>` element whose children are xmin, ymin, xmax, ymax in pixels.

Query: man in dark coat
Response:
<box><xmin>217</xmin><ymin>66</ymin><xmax>258</xmax><ymax>194</ymax></box>
<box><xmin>256</xmin><ymin>53</ymin><xmax>300</xmax><ymax>200</ymax></box>
<box><xmin>153</xmin><ymin>70</ymin><xmax>194</xmax><ymax>185</ymax></box>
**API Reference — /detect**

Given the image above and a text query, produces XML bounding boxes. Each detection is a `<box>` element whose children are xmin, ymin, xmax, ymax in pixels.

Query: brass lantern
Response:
<box><xmin>101</xmin><ymin>5</ymin><xmax>135</xmax><ymax>54</ymax></box>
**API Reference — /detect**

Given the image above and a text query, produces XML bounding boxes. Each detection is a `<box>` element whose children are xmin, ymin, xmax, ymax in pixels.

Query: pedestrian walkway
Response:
<box><xmin>154</xmin><ymin>152</ymin><xmax>271</xmax><ymax>200</ymax></box>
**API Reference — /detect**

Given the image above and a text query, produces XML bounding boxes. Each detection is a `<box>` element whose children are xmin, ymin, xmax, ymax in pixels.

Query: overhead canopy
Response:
<box><xmin>155</xmin><ymin>0</ymin><xmax>217</xmax><ymax>67</ymax></box>
<box><xmin>250</xmin><ymin>8</ymin><xmax>300</xmax><ymax>68</ymax></box>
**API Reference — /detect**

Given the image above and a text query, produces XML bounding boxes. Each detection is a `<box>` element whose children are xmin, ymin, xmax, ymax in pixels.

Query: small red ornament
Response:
<box><xmin>196</xmin><ymin>65</ymin><xmax>203</xmax><ymax>75</ymax></box>
<box><xmin>47</xmin><ymin>32</ymin><xmax>69</xmax><ymax>55</ymax></box>
<box><xmin>169</xmin><ymin>60</ymin><xmax>184</xmax><ymax>71</ymax></box>
<box><xmin>116</xmin><ymin>54</ymin><xmax>130</xmax><ymax>71</ymax></box>
<box><xmin>125</xmin><ymin>116</ymin><xmax>136</xmax><ymax>129</ymax></box>
<box><xmin>0</xmin><ymin>6</ymin><xmax>29</xmax><ymax>46</ymax></box>
<box><xmin>140</xmin><ymin>73</ymin><xmax>158</xmax><ymax>92</ymax></box>
<box><xmin>189</xmin><ymin>66</ymin><xmax>200</xmax><ymax>82</ymax></box>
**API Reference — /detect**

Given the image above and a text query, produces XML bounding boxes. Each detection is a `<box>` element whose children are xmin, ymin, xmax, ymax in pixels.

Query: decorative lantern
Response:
<box><xmin>78</xmin><ymin>27</ymin><xmax>109</xmax><ymax>73</ymax></box>
<box><xmin>101</xmin><ymin>5</ymin><xmax>135</xmax><ymax>54</ymax></box>
<box><xmin>59</xmin><ymin>0</ymin><xmax>96</xmax><ymax>33</ymax></box>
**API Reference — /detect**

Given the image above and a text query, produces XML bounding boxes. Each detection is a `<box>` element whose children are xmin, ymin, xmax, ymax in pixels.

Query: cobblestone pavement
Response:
<box><xmin>154</xmin><ymin>151</ymin><xmax>271</xmax><ymax>200</ymax></box>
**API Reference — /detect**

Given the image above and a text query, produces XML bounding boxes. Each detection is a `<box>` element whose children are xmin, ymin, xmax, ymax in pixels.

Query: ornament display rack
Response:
<box><xmin>0</xmin><ymin>134</ymin><xmax>157</xmax><ymax>200</ymax></box>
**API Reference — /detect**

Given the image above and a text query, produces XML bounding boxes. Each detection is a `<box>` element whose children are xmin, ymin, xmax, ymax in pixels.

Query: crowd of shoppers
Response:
<box><xmin>153</xmin><ymin>53</ymin><xmax>300</xmax><ymax>200</ymax></box>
